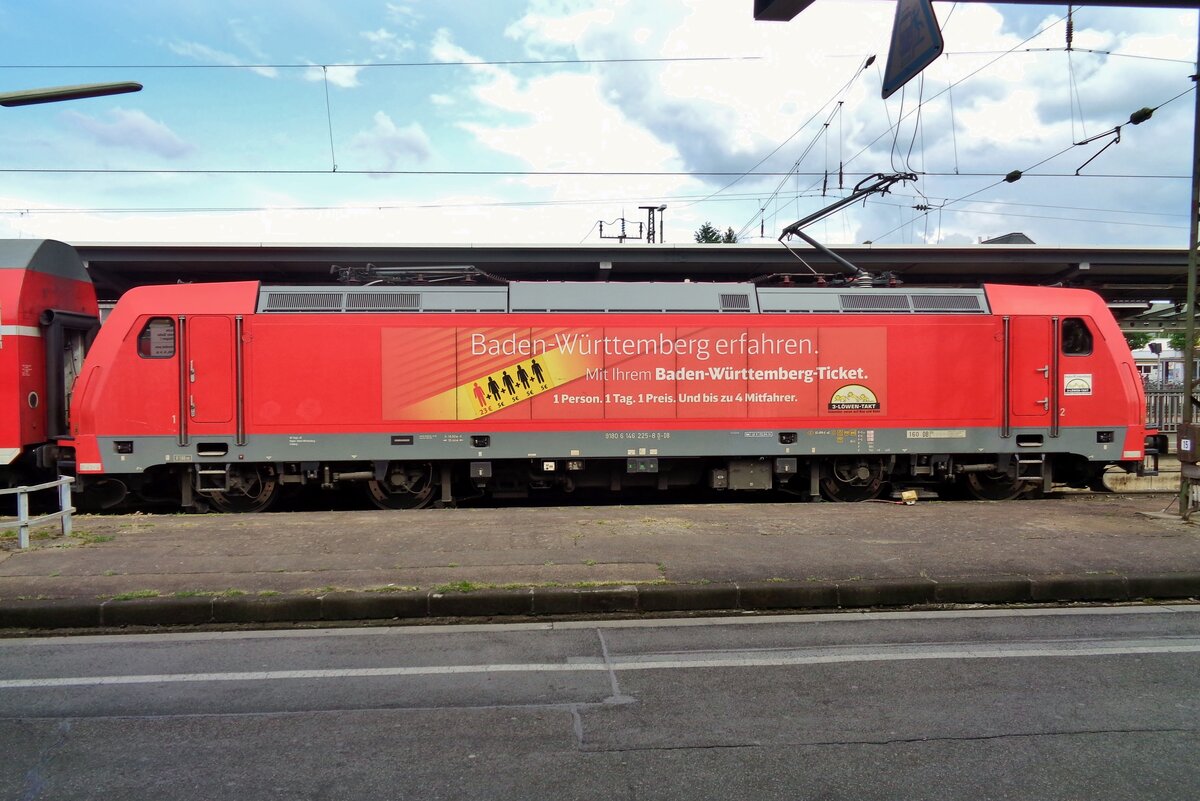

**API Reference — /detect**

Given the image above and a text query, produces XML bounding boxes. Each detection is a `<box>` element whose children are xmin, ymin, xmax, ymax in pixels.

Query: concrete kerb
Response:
<box><xmin>2</xmin><ymin>573</ymin><xmax>1199</xmax><ymax>631</ymax></box>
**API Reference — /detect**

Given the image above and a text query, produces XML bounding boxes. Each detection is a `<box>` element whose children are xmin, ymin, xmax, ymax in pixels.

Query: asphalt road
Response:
<box><xmin>2</xmin><ymin>607</ymin><xmax>1199</xmax><ymax>800</ymax></box>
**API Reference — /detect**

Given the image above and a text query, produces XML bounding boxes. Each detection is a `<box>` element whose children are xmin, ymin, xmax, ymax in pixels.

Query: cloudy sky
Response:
<box><xmin>0</xmin><ymin>1</ymin><xmax>1195</xmax><ymax>247</ymax></box>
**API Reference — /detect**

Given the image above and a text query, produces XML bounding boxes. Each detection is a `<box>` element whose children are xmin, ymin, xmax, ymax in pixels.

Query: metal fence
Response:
<box><xmin>1146</xmin><ymin>389</ymin><xmax>1185</xmax><ymax>433</ymax></box>
<box><xmin>0</xmin><ymin>477</ymin><xmax>75</xmax><ymax>549</ymax></box>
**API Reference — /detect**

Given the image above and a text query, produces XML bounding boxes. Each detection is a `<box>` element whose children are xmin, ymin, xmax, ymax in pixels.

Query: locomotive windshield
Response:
<box><xmin>137</xmin><ymin>318</ymin><xmax>176</xmax><ymax>359</ymax></box>
<box><xmin>1062</xmin><ymin>318</ymin><xmax>1092</xmax><ymax>356</ymax></box>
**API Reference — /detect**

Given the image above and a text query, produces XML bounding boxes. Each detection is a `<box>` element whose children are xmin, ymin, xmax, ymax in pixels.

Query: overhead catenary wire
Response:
<box><xmin>865</xmin><ymin>195</ymin><xmax>1187</xmax><ymax>233</ymax></box>
<box><xmin>7</xmin><ymin>186</ymin><xmax>1186</xmax><ymax>223</ymax></box>
<box><xmin>865</xmin><ymin>83</ymin><xmax>1197</xmax><ymax>243</ymax></box>
<box><xmin>938</xmin><ymin>47</ymin><xmax>1195</xmax><ymax>66</ymax></box>
<box><xmin>886</xmin><ymin>190</ymin><xmax>1188</xmax><ymax>220</ymax></box>
<box><xmin>842</xmin><ymin>3</ymin><xmax>1194</xmax><ymax>244</ymax></box>
<box><xmin>0</xmin><ymin>167</ymin><xmax>1187</xmax><ymax>179</ymax></box>
<box><xmin>686</xmin><ymin>53</ymin><xmax>876</xmax><ymax>214</ymax></box>
<box><xmin>0</xmin><ymin>55</ymin><xmax>763</xmax><ymax>70</ymax></box>
<box><xmin>753</xmin><ymin>8</ymin><xmax>1077</xmax><ymax>244</ymax></box>
<box><xmin>734</xmin><ymin>99</ymin><xmax>849</xmax><ymax>240</ymax></box>
<box><xmin>947</xmin><ymin>72</ymin><xmax>960</xmax><ymax>175</ymax></box>
<box><xmin>577</xmin><ymin>220</ymin><xmax>601</xmax><ymax>243</ymax></box>
<box><xmin>1066</xmin><ymin>6</ymin><xmax>1089</xmax><ymax>143</ymax></box>
<box><xmin>841</xmin><ymin>11</ymin><xmax>1075</xmax><ymax>186</ymax></box>
<box><xmin>321</xmin><ymin>66</ymin><xmax>337</xmax><ymax>172</ymax></box>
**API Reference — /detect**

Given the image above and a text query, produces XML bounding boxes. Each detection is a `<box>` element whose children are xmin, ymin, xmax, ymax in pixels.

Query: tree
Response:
<box><xmin>694</xmin><ymin>222</ymin><xmax>720</xmax><ymax>243</ymax></box>
<box><xmin>694</xmin><ymin>222</ymin><xmax>738</xmax><ymax>243</ymax></box>
<box><xmin>1123</xmin><ymin>331</ymin><xmax>1154</xmax><ymax>351</ymax></box>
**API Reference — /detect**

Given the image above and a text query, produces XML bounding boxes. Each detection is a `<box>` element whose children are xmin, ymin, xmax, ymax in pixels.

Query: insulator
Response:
<box><xmin>1129</xmin><ymin>107</ymin><xmax>1153</xmax><ymax>125</ymax></box>
<box><xmin>1004</xmin><ymin>170</ymin><xmax>1023</xmax><ymax>183</ymax></box>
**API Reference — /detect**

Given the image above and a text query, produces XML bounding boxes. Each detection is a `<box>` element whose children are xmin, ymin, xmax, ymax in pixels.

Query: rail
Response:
<box><xmin>1146</xmin><ymin>389</ymin><xmax>1184</xmax><ymax>433</ymax></box>
<box><xmin>0</xmin><ymin>477</ymin><xmax>75</xmax><ymax>549</ymax></box>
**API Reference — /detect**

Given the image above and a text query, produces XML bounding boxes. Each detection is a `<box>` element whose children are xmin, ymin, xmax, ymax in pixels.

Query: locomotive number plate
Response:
<box><xmin>906</xmin><ymin>429</ymin><xmax>966</xmax><ymax>439</ymax></box>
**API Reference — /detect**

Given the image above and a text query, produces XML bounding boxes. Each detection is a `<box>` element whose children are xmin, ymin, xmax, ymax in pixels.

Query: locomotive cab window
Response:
<box><xmin>1061</xmin><ymin>318</ymin><xmax>1092</xmax><ymax>355</ymax></box>
<box><xmin>137</xmin><ymin>317</ymin><xmax>176</xmax><ymax>358</ymax></box>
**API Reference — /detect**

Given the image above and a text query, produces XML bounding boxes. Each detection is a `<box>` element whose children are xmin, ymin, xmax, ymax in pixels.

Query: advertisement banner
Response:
<box><xmin>382</xmin><ymin>325</ymin><xmax>886</xmax><ymax>421</ymax></box>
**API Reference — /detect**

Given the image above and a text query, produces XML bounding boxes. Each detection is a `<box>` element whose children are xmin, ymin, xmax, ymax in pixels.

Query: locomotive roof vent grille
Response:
<box><xmin>259</xmin><ymin>286</ymin><xmax>510</xmax><ymax>313</ymax></box>
<box><xmin>262</xmin><ymin>291</ymin><xmax>344</xmax><ymax>312</ymax></box>
<box><xmin>719</xmin><ymin>293</ymin><xmax>752</xmax><ymax>312</ymax></box>
<box><xmin>508</xmin><ymin>282</ymin><xmax>759</xmax><ymax>313</ymax></box>
<box><xmin>346</xmin><ymin>291</ymin><xmax>421</xmax><ymax>311</ymax></box>
<box><xmin>839</xmin><ymin>294</ymin><xmax>911</xmax><ymax>312</ymax></box>
<box><xmin>911</xmin><ymin>294</ymin><xmax>983</xmax><ymax>312</ymax></box>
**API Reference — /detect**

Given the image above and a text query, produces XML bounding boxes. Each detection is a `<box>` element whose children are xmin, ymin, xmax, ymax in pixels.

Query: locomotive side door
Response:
<box><xmin>185</xmin><ymin>316</ymin><xmax>235</xmax><ymax>432</ymax></box>
<box><xmin>1009</xmin><ymin>316</ymin><xmax>1053</xmax><ymax>426</ymax></box>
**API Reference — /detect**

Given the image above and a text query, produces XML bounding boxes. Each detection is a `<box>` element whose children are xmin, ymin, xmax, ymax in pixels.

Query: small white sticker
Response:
<box><xmin>1182</xmin><ymin>438</ymin><xmax>1193</xmax><ymax>452</ymax></box>
<box><xmin>1064</xmin><ymin>374</ymin><xmax>1093</xmax><ymax>395</ymax></box>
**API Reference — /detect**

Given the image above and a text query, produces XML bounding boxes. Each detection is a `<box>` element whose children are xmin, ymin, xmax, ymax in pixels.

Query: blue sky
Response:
<box><xmin>0</xmin><ymin>1</ymin><xmax>1196</xmax><ymax>247</ymax></box>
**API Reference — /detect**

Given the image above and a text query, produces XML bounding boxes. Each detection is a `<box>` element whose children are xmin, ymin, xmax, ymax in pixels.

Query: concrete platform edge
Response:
<box><xmin>3</xmin><ymin>571</ymin><xmax>1200</xmax><ymax>631</ymax></box>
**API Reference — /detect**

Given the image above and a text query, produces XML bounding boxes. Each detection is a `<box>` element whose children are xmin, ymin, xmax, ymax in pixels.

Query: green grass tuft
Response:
<box><xmin>108</xmin><ymin>589</ymin><xmax>161</xmax><ymax>601</ymax></box>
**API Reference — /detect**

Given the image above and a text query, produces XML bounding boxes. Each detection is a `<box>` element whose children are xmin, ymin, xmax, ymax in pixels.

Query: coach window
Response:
<box><xmin>137</xmin><ymin>317</ymin><xmax>176</xmax><ymax>358</ymax></box>
<box><xmin>1061</xmin><ymin>317</ymin><xmax>1092</xmax><ymax>355</ymax></box>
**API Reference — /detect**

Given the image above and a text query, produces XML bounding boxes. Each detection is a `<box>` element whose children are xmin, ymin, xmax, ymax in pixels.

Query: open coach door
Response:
<box><xmin>40</xmin><ymin>309</ymin><xmax>100</xmax><ymax>443</ymax></box>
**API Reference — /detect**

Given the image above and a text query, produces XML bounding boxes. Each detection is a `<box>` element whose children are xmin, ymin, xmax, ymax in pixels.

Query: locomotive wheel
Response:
<box><xmin>963</xmin><ymin>461</ymin><xmax>1038</xmax><ymax>501</ymax></box>
<box><xmin>1086</xmin><ymin>467</ymin><xmax>1114</xmax><ymax>493</ymax></box>
<box><xmin>820</xmin><ymin>457</ymin><xmax>886</xmax><ymax>502</ymax></box>
<box><xmin>208</xmin><ymin>465</ymin><xmax>281</xmax><ymax>513</ymax></box>
<box><xmin>365</xmin><ymin>462</ymin><xmax>437</xmax><ymax>510</ymax></box>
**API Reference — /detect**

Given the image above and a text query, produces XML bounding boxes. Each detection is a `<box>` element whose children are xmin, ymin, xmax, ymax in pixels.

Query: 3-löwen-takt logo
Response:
<box><xmin>828</xmin><ymin>383</ymin><xmax>880</xmax><ymax>411</ymax></box>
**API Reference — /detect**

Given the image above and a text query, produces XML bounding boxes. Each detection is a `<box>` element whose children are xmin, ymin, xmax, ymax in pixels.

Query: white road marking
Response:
<box><xmin>3</xmin><ymin>638</ymin><xmax>1198</xmax><ymax>690</ymax></box>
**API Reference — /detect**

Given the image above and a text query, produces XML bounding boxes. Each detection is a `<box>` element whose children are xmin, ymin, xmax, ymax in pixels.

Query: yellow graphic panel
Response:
<box><xmin>456</xmin><ymin>349</ymin><xmax>585</xmax><ymax>419</ymax></box>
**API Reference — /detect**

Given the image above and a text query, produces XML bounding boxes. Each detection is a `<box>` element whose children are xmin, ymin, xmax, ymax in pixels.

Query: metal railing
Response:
<box><xmin>0</xmin><ymin>477</ymin><xmax>75</xmax><ymax>549</ymax></box>
<box><xmin>1146</xmin><ymin>389</ymin><xmax>1185</xmax><ymax>433</ymax></box>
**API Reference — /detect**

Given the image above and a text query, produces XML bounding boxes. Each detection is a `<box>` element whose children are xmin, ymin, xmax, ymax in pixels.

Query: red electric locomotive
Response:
<box><xmin>0</xmin><ymin>240</ymin><xmax>99</xmax><ymax>493</ymax></box>
<box><xmin>53</xmin><ymin>268</ymin><xmax>1161</xmax><ymax>511</ymax></box>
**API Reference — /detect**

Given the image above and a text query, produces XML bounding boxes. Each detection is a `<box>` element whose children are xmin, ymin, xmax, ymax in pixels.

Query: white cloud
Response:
<box><xmin>61</xmin><ymin>108</ymin><xmax>195</xmax><ymax>159</ymax></box>
<box><xmin>385</xmin><ymin>1</ymin><xmax>421</xmax><ymax>27</ymax></box>
<box><xmin>430</xmin><ymin>26</ymin><xmax>489</xmax><ymax>69</ymax></box>
<box><xmin>504</xmin><ymin>5</ymin><xmax>616</xmax><ymax>52</ymax></box>
<box><xmin>363</xmin><ymin>27</ymin><xmax>415</xmax><ymax>59</ymax></box>
<box><xmin>350</xmin><ymin>112</ymin><xmax>433</xmax><ymax>169</ymax></box>
<box><xmin>303</xmin><ymin>64</ymin><xmax>365</xmax><ymax>88</ymax></box>
<box><xmin>168</xmin><ymin>39</ymin><xmax>278</xmax><ymax>78</ymax></box>
<box><xmin>420</xmin><ymin>25</ymin><xmax>737</xmax><ymax>242</ymax></box>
